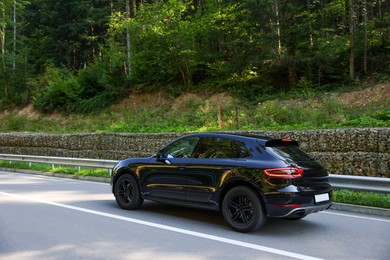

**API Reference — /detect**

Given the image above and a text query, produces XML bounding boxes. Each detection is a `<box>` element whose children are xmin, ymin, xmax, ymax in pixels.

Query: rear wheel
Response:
<box><xmin>222</xmin><ymin>186</ymin><xmax>266</xmax><ymax>233</ymax></box>
<box><xmin>114</xmin><ymin>174</ymin><xmax>143</xmax><ymax>210</ymax></box>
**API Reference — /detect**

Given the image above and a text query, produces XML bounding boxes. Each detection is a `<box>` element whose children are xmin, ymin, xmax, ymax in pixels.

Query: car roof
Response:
<box><xmin>182</xmin><ymin>132</ymin><xmax>299</xmax><ymax>146</ymax></box>
<box><xmin>184</xmin><ymin>132</ymin><xmax>274</xmax><ymax>143</ymax></box>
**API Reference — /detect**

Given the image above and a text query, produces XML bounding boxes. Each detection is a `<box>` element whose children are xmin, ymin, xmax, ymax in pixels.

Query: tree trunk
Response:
<box><xmin>274</xmin><ymin>0</ymin><xmax>282</xmax><ymax>56</ymax></box>
<box><xmin>13</xmin><ymin>0</ymin><xmax>16</xmax><ymax>72</ymax></box>
<box><xmin>126</xmin><ymin>0</ymin><xmax>131</xmax><ymax>76</ymax></box>
<box><xmin>131</xmin><ymin>0</ymin><xmax>136</xmax><ymax>17</ymax></box>
<box><xmin>363</xmin><ymin>0</ymin><xmax>368</xmax><ymax>74</ymax></box>
<box><xmin>1</xmin><ymin>7</ymin><xmax>8</xmax><ymax>97</ymax></box>
<box><xmin>348</xmin><ymin>0</ymin><xmax>355</xmax><ymax>80</ymax></box>
<box><xmin>1</xmin><ymin>29</ymin><xmax>5</xmax><ymax>76</ymax></box>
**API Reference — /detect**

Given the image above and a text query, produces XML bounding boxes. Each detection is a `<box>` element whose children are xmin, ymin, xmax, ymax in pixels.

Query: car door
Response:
<box><xmin>141</xmin><ymin>136</ymin><xmax>200</xmax><ymax>202</ymax></box>
<box><xmin>185</xmin><ymin>136</ymin><xmax>237</xmax><ymax>205</ymax></box>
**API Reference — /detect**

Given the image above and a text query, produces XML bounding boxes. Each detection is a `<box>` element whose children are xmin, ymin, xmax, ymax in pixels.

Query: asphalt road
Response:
<box><xmin>0</xmin><ymin>171</ymin><xmax>389</xmax><ymax>260</ymax></box>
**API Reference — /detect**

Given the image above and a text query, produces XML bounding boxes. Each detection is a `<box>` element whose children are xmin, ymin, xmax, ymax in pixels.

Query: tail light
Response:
<box><xmin>264</xmin><ymin>167</ymin><xmax>303</xmax><ymax>179</ymax></box>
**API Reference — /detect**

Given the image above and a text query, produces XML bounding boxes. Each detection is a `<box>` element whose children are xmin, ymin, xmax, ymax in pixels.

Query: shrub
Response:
<box><xmin>32</xmin><ymin>66</ymin><xmax>81</xmax><ymax>113</ymax></box>
<box><xmin>32</xmin><ymin>62</ymin><xmax>128</xmax><ymax>114</ymax></box>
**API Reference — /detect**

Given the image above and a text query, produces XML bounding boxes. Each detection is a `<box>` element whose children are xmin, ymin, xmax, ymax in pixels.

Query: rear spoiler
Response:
<box><xmin>264</xmin><ymin>138</ymin><xmax>299</xmax><ymax>147</ymax></box>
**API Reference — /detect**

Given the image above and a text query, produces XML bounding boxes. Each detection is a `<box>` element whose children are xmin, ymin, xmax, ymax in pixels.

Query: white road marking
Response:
<box><xmin>321</xmin><ymin>211</ymin><xmax>390</xmax><ymax>223</ymax></box>
<box><xmin>0</xmin><ymin>191</ymin><xmax>322</xmax><ymax>260</ymax></box>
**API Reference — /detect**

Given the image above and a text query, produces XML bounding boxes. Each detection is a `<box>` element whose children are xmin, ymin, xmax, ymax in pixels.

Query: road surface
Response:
<box><xmin>0</xmin><ymin>171</ymin><xmax>389</xmax><ymax>260</ymax></box>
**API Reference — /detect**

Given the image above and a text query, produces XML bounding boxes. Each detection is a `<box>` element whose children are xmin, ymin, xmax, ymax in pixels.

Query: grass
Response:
<box><xmin>1</xmin><ymin>160</ymin><xmax>389</xmax><ymax>209</ymax></box>
<box><xmin>0</xmin><ymin>88</ymin><xmax>389</xmax><ymax>133</ymax></box>
<box><xmin>332</xmin><ymin>189</ymin><xmax>390</xmax><ymax>209</ymax></box>
<box><xmin>0</xmin><ymin>161</ymin><xmax>110</xmax><ymax>178</ymax></box>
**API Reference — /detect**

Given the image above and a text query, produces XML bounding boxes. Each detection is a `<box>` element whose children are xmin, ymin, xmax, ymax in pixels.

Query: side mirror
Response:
<box><xmin>153</xmin><ymin>151</ymin><xmax>172</xmax><ymax>165</ymax></box>
<box><xmin>153</xmin><ymin>149</ymin><xmax>166</xmax><ymax>158</ymax></box>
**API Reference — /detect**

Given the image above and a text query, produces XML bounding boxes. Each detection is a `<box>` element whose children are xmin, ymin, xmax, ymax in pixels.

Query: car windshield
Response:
<box><xmin>159</xmin><ymin>136</ymin><xmax>200</xmax><ymax>158</ymax></box>
<box><xmin>265</xmin><ymin>141</ymin><xmax>312</xmax><ymax>161</ymax></box>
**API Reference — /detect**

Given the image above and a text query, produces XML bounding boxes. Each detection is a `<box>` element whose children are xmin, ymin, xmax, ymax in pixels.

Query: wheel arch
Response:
<box><xmin>111</xmin><ymin>167</ymin><xmax>139</xmax><ymax>193</ymax></box>
<box><xmin>218</xmin><ymin>180</ymin><xmax>267</xmax><ymax>212</ymax></box>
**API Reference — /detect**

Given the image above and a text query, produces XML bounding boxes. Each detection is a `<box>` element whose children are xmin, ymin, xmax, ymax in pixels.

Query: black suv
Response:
<box><xmin>111</xmin><ymin>132</ymin><xmax>332</xmax><ymax>232</ymax></box>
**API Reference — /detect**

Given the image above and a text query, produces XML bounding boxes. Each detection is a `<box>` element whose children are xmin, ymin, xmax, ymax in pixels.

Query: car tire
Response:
<box><xmin>222</xmin><ymin>186</ymin><xmax>266</xmax><ymax>233</ymax></box>
<box><xmin>114</xmin><ymin>174</ymin><xmax>144</xmax><ymax>210</ymax></box>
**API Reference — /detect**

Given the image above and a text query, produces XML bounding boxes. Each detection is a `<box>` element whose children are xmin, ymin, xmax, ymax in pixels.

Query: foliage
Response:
<box><xmin>0</xmin><ymin>0</ymin><xmax>389</xmax><ymax>113</ymax></box>
<box><xmin>1</xmin><ymin>87</ymin><xmax>388</xmax><ymax>133</ymax></box>
<box><xmin>125</xmin><ymin>0</ymin><xmax>196</xmax><ymax>86</ymax></box>
<box><xmin>3</xmin><ymin>114</ymin><xmax>29</xmax><ymax>131</ymax></box>
<box><xmin>333</xmin><ymin>189</ymin><xmax>390</xmax><ymax>209</ymax></box>
<box><xmin>32</xmin><ymin>65</ymin><xmax>81</xmax><ymax>113</ymax></box>
<box><xmin>341</xmin><ymin>108</ymin><xmax>390</xmax><ymax>127</ymax></box>
<box><xmin>31</xmin><ymin>61</ymin><xmax>129</xmax><ymax>113</ymax></box>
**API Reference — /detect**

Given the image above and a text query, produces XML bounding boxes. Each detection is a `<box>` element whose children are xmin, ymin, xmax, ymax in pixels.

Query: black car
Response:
<box><xmin>111</xmin><ymin>132</ymin><xmax>332</xmax><ymax>232</ymax></box>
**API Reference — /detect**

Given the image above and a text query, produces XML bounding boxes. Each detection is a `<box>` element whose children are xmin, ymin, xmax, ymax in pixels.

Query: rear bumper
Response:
<box><xmin>264</xmin><ymin>190</ymin><xmax>333</xmax><ymax>218</ymax></box>
<box><xmin>267</xmin><ymin>202</ymin><xmax>332</xmax><ymax>218</ymax></box>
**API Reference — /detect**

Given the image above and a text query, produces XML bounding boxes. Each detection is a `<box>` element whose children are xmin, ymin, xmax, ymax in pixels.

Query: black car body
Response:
<box><xmin>111</xmin><ymin>132</ymin><xmax>332</xmax><ymax>232</ymax></box>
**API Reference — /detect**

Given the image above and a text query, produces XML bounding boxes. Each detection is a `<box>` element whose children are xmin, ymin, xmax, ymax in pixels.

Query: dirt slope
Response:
<box><xmin>5</xmin><ymin>82</ymin><xmax>390</xmax><ymax>120</ymax></box>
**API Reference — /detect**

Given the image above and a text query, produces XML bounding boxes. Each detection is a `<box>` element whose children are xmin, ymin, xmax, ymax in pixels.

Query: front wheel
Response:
<box><xmin>222</xmin><ymin>186</ymin><xmax>266</xmax><ymax>233</ymax></box>
<box><xmin>114</xmin><ymin>174</ymin><xmax>143</xmax><ymax>210</ymax></box>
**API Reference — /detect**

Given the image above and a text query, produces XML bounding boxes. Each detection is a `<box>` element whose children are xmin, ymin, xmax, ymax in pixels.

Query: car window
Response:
<box><xmin>160</xmin><ymin>136</ymin><xmax>200</xmax><ymax>158</ymax></box>
<box><xmin>266</xmin><ymin>142</ymin><xmax>312</xmax><ymax>161</ymax></box>
<box><xmin>192</xmin><ymin>137</ymin><xmax>250</xmax><ymax>159</ymax></box>
<box><xmin>232</xmin><ymin>140</ymin><xmax>251</xmax><ymax>158</ymax></box>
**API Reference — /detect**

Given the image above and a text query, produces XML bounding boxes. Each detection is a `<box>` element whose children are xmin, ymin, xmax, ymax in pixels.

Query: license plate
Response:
<box><xmin>315</xmin><ymin>193</ymin><xmax>329</xmax><ymax>203</ymax></box>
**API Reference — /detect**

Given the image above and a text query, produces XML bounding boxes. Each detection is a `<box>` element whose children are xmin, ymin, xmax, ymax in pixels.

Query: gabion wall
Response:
<box><xmin>0</xmin><ymin>128</ymin><xmax>388</xmax><ymax>177</ymax></box>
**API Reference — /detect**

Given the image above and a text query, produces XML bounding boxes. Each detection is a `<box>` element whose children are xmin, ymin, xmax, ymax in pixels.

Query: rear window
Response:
<box><xmin>265</xmin><ymin>140</ymin><xmax>312</xmax><ymax>161</ymax></box>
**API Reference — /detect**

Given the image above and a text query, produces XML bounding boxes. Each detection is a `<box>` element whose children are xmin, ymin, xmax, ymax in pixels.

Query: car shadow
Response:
<box><xmin>107</xmin><ymin>200</ymin><xmax>328</xmax><ymax>235</ymax></box>
<box><xmin>257</xmin><ymin>217</ymin><xmax>326</xmax><ymax>236</ymax></box>
<box><xmin>140</xmin><ymin>201</ymin><xmax>226</xmax><ymax>227</ymax></box>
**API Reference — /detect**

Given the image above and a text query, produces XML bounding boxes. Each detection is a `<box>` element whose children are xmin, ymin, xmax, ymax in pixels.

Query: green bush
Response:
<box><xmin>31</xmin><ymin>61</ymin><xmax>128</xmax><ymax>114</ymax></box>
<box><xmin>32</xmin><ymin>66</ymin><xmax>81</xmax><ymax>113</ymax></box>
<box><xmin>341</xmin><ymin>117</ymin><xmax>389</xmax><ymax>127</ymax></box>
<box><xmin>372</xmin><ymin>109</ymin><xmax>390</xmax><ymax>121</ymax></box>
<box><xmin>341</xmin><ymin>109</ymin><xmax>390</xmax><ymax>128</ymax></box>
<box><xmin>333</xmin><ymin>189</ymin><xmax>390</xmax><ymax>209</ymax></box>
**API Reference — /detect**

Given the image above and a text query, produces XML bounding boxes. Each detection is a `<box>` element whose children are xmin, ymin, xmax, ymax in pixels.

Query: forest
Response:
<box><xmin>0</xmin><ymin>0</ymin><xmax>389</xmax><ymax>113</ymax></box>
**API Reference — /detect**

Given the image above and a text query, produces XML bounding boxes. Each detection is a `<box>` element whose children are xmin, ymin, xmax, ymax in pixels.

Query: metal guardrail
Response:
<box><xmin>328</xmin><ymin>174</ymin><xmax>390</xmax><ymax>194</ymax></box>
<box><xmin>0</xmin><ymin>154</ymin><xmax>389</xmax><ymax>193</ymax></box>
<box><xmin>0</xmin><ymin>154</ymin><xmax>117</xmax><ymax>170</ymax></box>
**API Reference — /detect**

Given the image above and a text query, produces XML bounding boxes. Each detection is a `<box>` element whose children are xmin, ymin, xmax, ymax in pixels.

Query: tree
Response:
<box><xmin>126</xmin><ymin>0</ymin><xmax>131</xmax><ymax>76</ymax></box>
<box><xmin>348</xmin><ymin>0</ymin><xmax>355</xmax><ymax>79</ymax></box>
<box><xmin>0</xmin><ymin>0</ymin><xmax>13</xmax><ymax>98</ymax></box>
<box><xmin>2</xmin><ymin>0</ymin><xmax>390</xmax><ymax>109</ymax></box>
<box><xmin>362</xmin><ymin>0</ymin><xmax>368</xmax><ymax>74</ymax></box>
<box><xmin>24</xmin><ymin>0</ymin><xmax>111</xmax><ymax>71</ymax></box>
